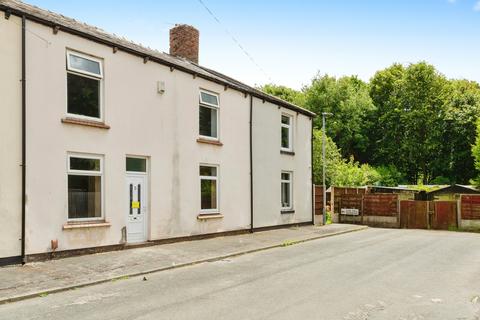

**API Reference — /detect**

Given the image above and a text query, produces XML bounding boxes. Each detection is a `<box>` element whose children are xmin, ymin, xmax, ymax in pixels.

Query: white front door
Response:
<box><xmin>126</xmin><ymin>174</ymin><xmax>147</xmax><ymax>243</ymax></box>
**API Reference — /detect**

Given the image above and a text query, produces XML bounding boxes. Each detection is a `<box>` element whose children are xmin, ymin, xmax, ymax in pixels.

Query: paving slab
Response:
<box><xmin>0</xmin><ymin>223</ymin><xmax>366</xmax><ymax>304</ymax></box>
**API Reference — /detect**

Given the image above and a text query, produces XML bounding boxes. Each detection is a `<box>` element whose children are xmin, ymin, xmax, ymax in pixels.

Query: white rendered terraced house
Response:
<box><xmin>0</xmin><ymin>0</ymin><xmax>315</xmax><ymax>265</ymax></box>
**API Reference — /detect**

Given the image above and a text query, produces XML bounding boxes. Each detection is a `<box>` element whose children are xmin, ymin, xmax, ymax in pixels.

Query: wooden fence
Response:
<box><xmin>335</xmin><ymin>192</ymin><xmax>399</xmax><ymax>227</ymax></box>
<box><xmin>324</xmin><ymin>187</ymin><xmax>480</xmax><ymax>230</ymax></box>
<box><xmin>313</xmin><ymin>186</ymin><xmax>324</xmax><ymax>216</ymax></box>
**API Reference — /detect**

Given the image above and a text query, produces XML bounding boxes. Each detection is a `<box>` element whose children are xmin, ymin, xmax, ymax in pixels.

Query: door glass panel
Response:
<box><xmin>126</xmin><ymin>158</ymin><xmax>146</xmax><ymax>172</ymax></box>
<box><xmin>129</xmin><ymin>184</ymin><xmax>133</xmax><ymax>215</ymax></box>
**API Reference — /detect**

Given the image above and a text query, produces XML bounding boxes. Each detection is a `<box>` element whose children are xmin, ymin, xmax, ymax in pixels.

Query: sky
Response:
<box><xmin>27</xmin><ymin>0</ymin><xmax>480</xmax><ymax>90</ymax></box>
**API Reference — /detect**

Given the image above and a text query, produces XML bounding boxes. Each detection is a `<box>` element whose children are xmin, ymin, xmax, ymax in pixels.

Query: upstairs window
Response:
<box><xmin>199</xmin><ymin>90</ymin><xmax>219</xmax><ymax>140</ymax></box>
<box><xmin>66</xmin><ymin>51</ymin><xmax>103</xmax><ymax>120</ymax></box>
<box><xmin>281</xmin><ymin>114</ymin><xmax>293</xmax><ymax>151</ymax></box>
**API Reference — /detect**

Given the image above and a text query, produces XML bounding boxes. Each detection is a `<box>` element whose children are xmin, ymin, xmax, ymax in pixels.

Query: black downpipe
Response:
<box><xmin>249</xmin><ymin>95</ymin><xmax>254</xmax><ymax>233</ymax></box>
<box><xmin>21</xmin><ymin>15</ymin><xmax>27</xmax><ymax>264</ymax></box>
<box><xmin>310</xmin><ymin>118</ymin><xmax>314</xmax><ymax>225</ymax></box>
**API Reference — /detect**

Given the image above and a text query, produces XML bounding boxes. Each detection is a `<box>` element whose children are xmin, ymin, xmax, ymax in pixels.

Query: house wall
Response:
<box><xmin>0</xmin><ymin>13</ymin><xmax>22</xmax><ymax>259</ymax></box>
<box><xmin>252</xmin><ymin>99</ymin><xmax>313</xmax><ymax>228</ymax></box>
<box><xmin>23</xmin><ymin>20</ymin><xmax>252</xmax><ymax>255</ymax></box>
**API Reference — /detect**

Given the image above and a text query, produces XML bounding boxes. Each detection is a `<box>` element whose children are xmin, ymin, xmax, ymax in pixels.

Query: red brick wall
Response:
<box><xmin>169</xmin><ymin>24</ymin><xmax>199</xmax><ymax>63</ymax></box>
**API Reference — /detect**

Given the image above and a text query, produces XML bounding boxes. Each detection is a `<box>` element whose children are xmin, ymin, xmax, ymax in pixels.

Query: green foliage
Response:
<box><xmin>471</xmin><ymin>119</ymin><xmax>480</xmax><ymax>187</ymax></box>
<box><xmin>325</xmin><ymin>211</ymin><xmax>332</xmax><ymax>224</ymax></box>
<box><xmin>263</xmin><ymin>62</ymin><xmax>480</xmax><ymax>186</ymax></box>
<box><xmin>312</xmin><ymin>129</ymin><xmax>343</xmax><ymax>185</ymax></box>
<box><xmin>258</xmin><ymin>84</ymin><xmax>305</xmax><ymax>107</ymax></box>
<box><xmin>430</xmin><ymin>176</ymin><xmax>451</xmax><ymax>185</ymax></box>
<box><xmin>331</xmin><ymin>157</ymin><xmax>381</xmax><ymax>187</ymax></box>
<box><xmin>304</xmin><ymin>74</ymin><xmax>375</xmax><ymax>162</ymax></box>
<box><xmin>374</xmin><ymin>165</ymin><xmax>406</xmax><ymax>186</ymax></box>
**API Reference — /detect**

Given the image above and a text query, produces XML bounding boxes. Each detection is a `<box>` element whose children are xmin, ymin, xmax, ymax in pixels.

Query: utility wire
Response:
<box><xmin>196</xmin><ymin>0</ymin><xmax>273</xmax><ymax>83</ymax></box>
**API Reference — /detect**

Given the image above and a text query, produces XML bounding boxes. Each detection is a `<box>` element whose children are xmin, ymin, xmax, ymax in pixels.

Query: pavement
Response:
<box><xmin>2</xmin><ymin>227</ymin><xmax>480</xmax><ymax>320</ymax></box>
<box><xmin>0</xmin><ymin>223</ymin><xmax>365</xmax><ymax>305</ymax></box>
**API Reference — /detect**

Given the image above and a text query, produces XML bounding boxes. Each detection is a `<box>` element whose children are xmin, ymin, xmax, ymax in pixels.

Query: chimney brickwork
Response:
<box><xmin>169</xmin><ymin>24</ymin><xmax>199</xmax><ymax>63</ymax></box>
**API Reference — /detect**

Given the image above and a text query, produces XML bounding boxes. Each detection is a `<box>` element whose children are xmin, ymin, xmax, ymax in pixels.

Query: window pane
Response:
<box><xmin>126</xmin><ymin>158</ymin><xmax>146</xmax><ymax>172</ymax></box>
<box><xmin>200</xmin><ymin>92</ymin><xmax>218</xmax><ymax>106</ymax></box>
<box><xmin>68</xmin><ymin>175</ymin><xmax>101</xmax><ymax>219</ymax></box>
<box><xmin>70</xmin><ymin>157</ymin><xmax>100</xmax><ymax>171</ymax></box>
<box><xmin>69</xmin><ymin>54</ymin><xmax>101</xmax><ymax>76</ymax></box>
<box><xmin>281</xmin><ymin>182</ymin><xmax>290</xmax><ymax>208</ymax></box>
<box><xmin>281</xmin><ymin>115</ymin><xmax>290</xmax><ymax>125</ymax></box>
<box><xmin>200</xmin><ymin>166</ymin><xmax>217</xmax><ymax>177</ymax></box>
<box><xmin>67</xmin><ymin>73</ymin><xmax>100</xmax><ymax>118</ymax></box>
<box><xmin>281</xmin><ymin>172</ymin><xmax>290</xmax><ymax>181</ymax></box>
<box><xmin>281</xmin><ymin>127</ymin><xmax>290</xmax><ymax>149</ymax></box>
<box><xmin>201</xmin><ymin>179</ymin><xmax>217</xmax><ymax>210</ymax></box>
<box><xmin>199</xmin><ymin>106</ymin><xmax>218</xmax><ymax>138</ymax></box>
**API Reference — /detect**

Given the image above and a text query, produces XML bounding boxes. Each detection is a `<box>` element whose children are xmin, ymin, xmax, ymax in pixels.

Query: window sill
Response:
<box><xmin>280</xmin><ymin>150</ymin><xmax>295</xmax><ymax>156</ymax></box>
<box><xmin>61</xmin><ymin>117</ymin><xmax>110</xmax><ymax>129</ymax></box>
<box><xmin>197</xmin><ymin>138</ymin><xmax>223</xmax><ymax>146</ymax></box>
<box><xmin>281</xmin><ymin>210</ymin><xmax>295</xmax><ymax>214</ymax></box>
<box><xmin>197</xmin><ymin>213</ymin><xmax>224</xmax><ymax>220</ymax></box>
<box><xmin>63</xmin><ymin>221</ymin><xmax>111</xmax><ymax>230</ymax></box>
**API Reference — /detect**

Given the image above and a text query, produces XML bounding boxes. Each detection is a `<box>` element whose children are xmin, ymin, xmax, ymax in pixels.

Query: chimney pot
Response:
<box><xmin>169</xmin><ymin>24</ymin><xmax>199</xmax><ymax>63</ymax></box>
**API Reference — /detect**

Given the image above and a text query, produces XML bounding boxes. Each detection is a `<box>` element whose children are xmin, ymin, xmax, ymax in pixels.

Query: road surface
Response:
<box><xmin>1</xmin><ymin>228</ymin><xmax>480</xmax><ymax>319</ymax></box>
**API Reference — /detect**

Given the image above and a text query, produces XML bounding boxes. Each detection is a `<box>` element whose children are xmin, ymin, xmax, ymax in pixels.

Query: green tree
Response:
<box><xmin>369</xmin><ymin>62</ymin><xmax>448</xmax><ymax>184</ymax></box>
<box><xmin>304</xmin><ymin>74</ymin><xmax>376</xmax><ymax>162</ymax></box>
<box><xmin>439</xmin><ymin>80</ymin><xmax>480</xmax><ymax>183</ymax></box>
<box><xmin>258</xmin><ymin>84</ymin><xmax>305</xmax><ymax>107</ymax></box>
<box><xmin>374</xmin><ymin>165</ymin><xmax>406</xmax><ymax>186</ymax></box>
<box><xmin>471</xmin><ymin>119</ymin><xmax>480</xmax><ymax>187</ymax></box>
<box><xmin>312</xmin><ymin>129</ymin><xmax>343</xmax><ymax>185</ymax></box>
<box><xmin>331</xmin><ymin>158</ymin><xmax>381</xmax><ymax>187</ymax></box>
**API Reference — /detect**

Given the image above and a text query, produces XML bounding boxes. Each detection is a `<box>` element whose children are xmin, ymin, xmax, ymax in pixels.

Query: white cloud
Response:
<box><xmin>475</xmin><ymin>1</ymin><xmax>480</xmax><ymax>11</ymax></box>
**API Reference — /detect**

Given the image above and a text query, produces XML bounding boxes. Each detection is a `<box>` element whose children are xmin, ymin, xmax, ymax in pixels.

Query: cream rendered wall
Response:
<box><xmin>24</xmin><ymin>20</ymin><xmax>251</xmax><ymax>254</ymax></box>
<box><xmin>0</xmin><ymin>13</ymin><xmax>22</xmax><ymax>259</ymax></box>
<box><xmin>252</xmin><ymin>98</ymin><xmax>313</xmax><ymax>228</ymax></box>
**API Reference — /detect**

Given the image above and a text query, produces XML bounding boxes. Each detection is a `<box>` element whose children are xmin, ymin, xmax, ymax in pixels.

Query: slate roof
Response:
<box><xmin>0</xmin><ymin>0</ymin><xmax>315</xmax><ymax>117</ymax></box>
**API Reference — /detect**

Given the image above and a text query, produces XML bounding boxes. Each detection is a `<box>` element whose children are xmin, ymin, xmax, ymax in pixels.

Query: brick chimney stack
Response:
<box><xmin>169</xmin><ymin>24</ymin><xmax>199</xmax><ymax>63</ymax></box>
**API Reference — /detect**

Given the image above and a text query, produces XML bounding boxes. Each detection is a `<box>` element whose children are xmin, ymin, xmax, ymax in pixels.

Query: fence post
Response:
<box><xmin>457</xmin><ymin>196</ymin><xmax>461</xmax><ymax>228</ymax></box>
<box><xmin>361</xmin><ymin>194</ymin><xmax>364</xmax><ymax>225</ymax></box>
<box><xmin>397</xmin><ymin>197</ymin><xmax>400</xmax><ymax>228</ymax></box>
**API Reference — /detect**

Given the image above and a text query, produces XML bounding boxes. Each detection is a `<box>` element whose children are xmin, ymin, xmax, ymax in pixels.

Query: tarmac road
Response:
<box><xmin>1</xmin><ymin>228</ymin><xmax>480</xmax><ymax>320</ymax></box>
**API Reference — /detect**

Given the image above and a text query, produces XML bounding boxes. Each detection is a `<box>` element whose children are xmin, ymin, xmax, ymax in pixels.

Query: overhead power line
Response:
<box><xmin>196</xmin><ymin>0</ymin><xmax>273</xmax><ymax>83</ymax></box>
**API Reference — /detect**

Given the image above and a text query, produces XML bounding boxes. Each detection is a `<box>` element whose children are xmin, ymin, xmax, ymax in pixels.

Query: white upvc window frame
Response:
<box><xmin>66</xmin><ymin>153</ymin><xmax>104</xmax><ymax>222</ymax></box>
<box><xmin>199</xmin><ymin>164</ymin><xmax>220</xmax><ymax>214</ymax></box>
<box><xmin>66</xmin><ymin>50</ymin><xmax>104</xmax><ymax>122</ymax></box>
<box><xmin>199</xmin><ymin>89</ymin><xmax>220</xmax><ymax>141</ymax></box>
<box><xmin>67</xmin><ymin>50</ymin><xmax>104</xmax><ymax>78</ymax></box>
<box><xmin>281</xmin><ymin>171</ymin><xmax>293</xmax><ymax>211</ymax></box>
<box><xmin>281</xmin><ymin>113</ymin><xmax>293</xmax><ymax>152</ymax></box>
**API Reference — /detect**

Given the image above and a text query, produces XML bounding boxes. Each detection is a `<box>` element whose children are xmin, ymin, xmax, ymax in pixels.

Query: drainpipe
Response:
<box><xmin>311</xmin><ymin>118</ymin><xmax>314</xmax><ymax>225</ymax></box>
<box><xmin>21</xmin><ymin>15</ymin><xmax>27</xmax><ymax>264</ymax></box>
<box><xmin>249</xmin><ymin>95</ymin><xmax>254</xmax><ymax>233</ymax></box>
